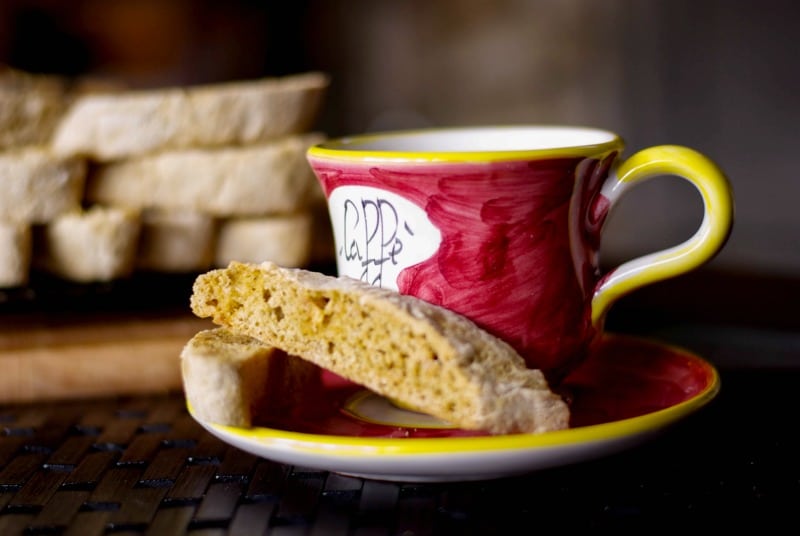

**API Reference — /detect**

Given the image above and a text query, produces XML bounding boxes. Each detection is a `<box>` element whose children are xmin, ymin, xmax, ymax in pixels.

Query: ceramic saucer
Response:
<box><xmin>189</xmin><ymin>334</ymin><xmax>719</xmax><ymax>482</ymax></box>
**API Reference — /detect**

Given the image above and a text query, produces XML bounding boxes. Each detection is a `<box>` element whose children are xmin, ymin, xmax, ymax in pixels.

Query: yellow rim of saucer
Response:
<box><xmin>192</xmin><ymin>354</ymin><xmax>719</xmax><ymax>458</ymax></box>
<box><xmin>307</xmin><ymin>126</ymin><xmax>623</xmax><ymax>163</ymax></box>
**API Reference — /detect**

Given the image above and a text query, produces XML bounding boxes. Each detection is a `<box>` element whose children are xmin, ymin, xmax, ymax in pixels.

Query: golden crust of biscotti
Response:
<box><xmin>180</xmin><ymin>327</ymin><xmax>321</xmax><ymax>427</ymax></box>
<box><xmin>52</xmin><ymin>72</ymin><xmax>329</xmax><ymax>160</ymax></box>
<box><xmin>190</xmin><ymin>261</ymin><xmax>570</xmax><ymax>435</ymax></box>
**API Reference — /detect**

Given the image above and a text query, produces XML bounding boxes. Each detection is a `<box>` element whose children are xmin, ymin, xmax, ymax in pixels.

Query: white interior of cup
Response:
<box><xmin>327</xmin><ymin>126</ymin><xmax>618</xmax><ymax>153</ymax></box>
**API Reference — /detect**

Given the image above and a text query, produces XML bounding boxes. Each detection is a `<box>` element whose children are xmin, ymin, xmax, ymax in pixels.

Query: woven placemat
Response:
<box><xmin>0</xmin><ymin>392</ymin><xmax>496</xmax><ymax>535</ymax></box>
<box><xmin>1</xmin><ymin>370</ymin><xmax>797</xmax><ymax>533</ymax></box>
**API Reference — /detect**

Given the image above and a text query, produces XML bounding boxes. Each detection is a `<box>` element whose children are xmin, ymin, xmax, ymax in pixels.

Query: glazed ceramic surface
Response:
<box><xmin>190</xmin><ymin>334</ymin><xmax>720</xmax><ymax>482</ymax></box>
<box><xmin>307</xmin><ymin>126</ymin><xmax>733</xmax><ymax>381</ymax></box>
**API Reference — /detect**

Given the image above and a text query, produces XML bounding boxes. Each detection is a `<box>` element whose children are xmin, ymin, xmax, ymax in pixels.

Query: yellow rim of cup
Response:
<box><xmin>307</xmin><ymin>125</ymin><xmax>623</xmax><ymax>163</ymax></box>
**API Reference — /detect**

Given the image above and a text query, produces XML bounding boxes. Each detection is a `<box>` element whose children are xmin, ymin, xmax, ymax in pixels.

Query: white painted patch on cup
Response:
<box><xmin>328</xmin><ymin>186</ymin><xmax>441</xmax><ymax>290</ymax></box>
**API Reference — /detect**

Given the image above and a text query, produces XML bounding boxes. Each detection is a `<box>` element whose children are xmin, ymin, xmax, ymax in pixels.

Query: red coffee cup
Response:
<box><xmin>307</xmin><ymin>126</ymin><xmax>733</xmax><ymax>384</ymax></box>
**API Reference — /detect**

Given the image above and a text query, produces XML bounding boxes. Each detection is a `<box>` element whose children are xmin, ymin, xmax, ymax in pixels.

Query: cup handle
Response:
<box><xmin>591</xmin><ymin>145</ymin><xmax>734</xmax><ymax>325</ymax></box>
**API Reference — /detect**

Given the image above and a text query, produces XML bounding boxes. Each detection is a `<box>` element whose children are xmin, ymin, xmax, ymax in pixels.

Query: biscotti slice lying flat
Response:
<box><xmin>35</xmin><ymin>205</ymin><xmax>141</xmax><ymax>282</ymax></box>
<box><xmin>190</xmin><ymin>261</ymin><xmax>570</xmax><ymax>435</ymax></box>
<box><xmin>181</xmin><ymin>328</ymin><xmax>321</xmax><ymax>427</ymax></box>
<box><xmin>52</xmin><ymin>72</ymin><xmax>329</xmax><ymax>160</ymax></box>
<box><xmin>85</xmin><ymin>133</ymin><xmax>324</xmax><ymax>216</ymax></box>
<box><xmin>214</xmin><ymin>213</ymin><xmax>313</xmax><ymax>268</ymax></box>
<box><xmin>0</xmin><ymin>67</ymin><xmax>70</xmax><ymax>149</ymax></box>
<box><xmin>0</xmin><ymin>220</ymin><xmax>32</xmax><ymax>287</ymax></box>
<box><xmin>0</xmin><ymin>148</ymin><xmax>86</xmax><ymax>224</ymax></box>
<box><xmin>137</xmin><ymin>209</ymin><xmax>216</xmax><ymax>273</ymax></box>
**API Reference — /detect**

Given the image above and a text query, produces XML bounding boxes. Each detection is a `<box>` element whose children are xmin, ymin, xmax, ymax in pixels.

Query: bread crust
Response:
<box><xmin>190</xmin><ymin>261</ymin><xmax>570</xmax><ymax>435</ymax></box>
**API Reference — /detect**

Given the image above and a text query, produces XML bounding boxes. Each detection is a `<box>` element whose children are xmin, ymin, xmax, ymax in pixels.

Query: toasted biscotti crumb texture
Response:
<box><xmin>190</xmin><ymin>261</ymin><xmax>570</xmax><ymax>435</ymax></box>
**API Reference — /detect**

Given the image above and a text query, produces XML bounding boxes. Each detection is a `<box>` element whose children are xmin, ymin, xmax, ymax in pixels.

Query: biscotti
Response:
<box><xmin>214</xmin><ymin>213</ymin><xmax>313</xmax><ymax>268</ymax></box>
<box><xmin>0</xmin><ymin>148</ymin><xmax>86</xmax><ymax>224</ymax></box>
<box><xmin>52</xmin><ymin>72</ymin><xmax>329</xmax><ymax>160</ymax></box>
<box><xmin>181</xmin><ymin>327</ymin><xmax>321</xmax><ymax>427</ymax></box>
<box><xmin>0</xmin><ymin>67</ymin><xmax>330</xmax><ymax>288</ymax></box>
<box><xmin>84</xmin><ymin>133</ymin><xmax>324</xmax><ymax>216</ymax></box>
<box><xmin>190</xmin><ymin>261</ymin><xmax>570</xmax><ymax>435</ymax></box>
<box><xmin>35</xmin><ymin>205</ymin><xmax>141</xmax><ymax>282</ymax></box>
<box><xmin>0</xmin><ymin>67</ymin><xmax>69</xmax><ymax>149</ymax></box>
<box><xmin>0</xmin><ymin>221</ymin><xmax>32</xmax><ymax>287</ymax></box>
<box><xmin>137</xmin><ymin>210</ymin><xmax>216</xmax><ymax>273</ymax></box>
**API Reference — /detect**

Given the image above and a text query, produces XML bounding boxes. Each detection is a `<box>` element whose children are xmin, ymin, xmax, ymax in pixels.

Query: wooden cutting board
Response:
<box><xmin>0</xmin><ymin>311</ymin><xmax>213</xmax><ymax>403</ymax></box>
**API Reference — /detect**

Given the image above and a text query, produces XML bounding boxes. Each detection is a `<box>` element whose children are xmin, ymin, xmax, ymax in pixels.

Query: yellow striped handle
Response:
<box><xmin>592</xmin><ymin>145</ymin><xmax>734</xmax><ymax>325</ymax></box>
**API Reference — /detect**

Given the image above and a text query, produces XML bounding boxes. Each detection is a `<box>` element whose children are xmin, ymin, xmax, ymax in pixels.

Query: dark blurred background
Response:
<box><xmin>2</xmin><ymin>0</ymin><xmax>798</xmax><ymax>337</ymax></box>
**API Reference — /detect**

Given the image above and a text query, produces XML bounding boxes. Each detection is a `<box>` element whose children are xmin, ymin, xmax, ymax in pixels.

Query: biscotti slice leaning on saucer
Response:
<box><xmin>190</xmin><ymin>261</ymin><xmax>570</xmax><ymax>435</ymax></box>
<box><xmin>52</xmin><ymin>72</ymin><xmax>329</xmax><ymax>160</ymax></box>
<box><xmin>84</xmin><ymin>133</ymin><xmax>324</xmax><ymax>216</ymax></box>
<box><xmin>181</xmin><ymin>327</ymin><xmax>321</xmax><ymax>427</ymax></box>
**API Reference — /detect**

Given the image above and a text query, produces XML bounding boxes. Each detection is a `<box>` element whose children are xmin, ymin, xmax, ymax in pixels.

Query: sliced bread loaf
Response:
<box><xmin>190</xmin><ymin>261</ymin><xmax>570</xmax><ymax>435</ymax></box>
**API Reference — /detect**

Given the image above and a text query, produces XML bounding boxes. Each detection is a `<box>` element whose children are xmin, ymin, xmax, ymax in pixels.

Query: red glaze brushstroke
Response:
<box><xmin>255</xmin><ymin>334</ymin><xmax>715</xmax><ymax>437</ymax></box>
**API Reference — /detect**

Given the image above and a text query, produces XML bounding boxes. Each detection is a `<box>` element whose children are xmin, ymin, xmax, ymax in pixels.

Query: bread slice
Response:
<box><xmin>52</xmin><ymin>72</ymin><xmax>329</xmax><ymax>160</ymax></box>
<box><xmin>137</xmin><ymin>209</ymin><xmax>216</xmax><ymax>273</ymax></box>
<box><xmin>35</xmin><ymin>205</ymin><xmax>141</xmax><ymax>282</ymax></box>
<box><xmin>214</xmin><ymin>212</ymin><xmax>312</xmax><ymax>269</ymax></box>
<box><xmin>181</xmin><ymin>327</ymin><xmax>321</xmax><ymax>427</ymax></box>
<box><xmin>0</xmin><ymin>220</ymin><xmax>32</xmax><ymax>287</ymax></box>
<box><xmin>190</xmin><ymin>261</ymin><xmax>570</xmax><ymax>435</ymax></box>
<box><xmin>85</xmin><ymin>133</ymin><xmax>324</xmax><ymax>216</ymax></box>
<box><xmin>0</xmin><ymin>148</ymin><xmax>86</xmax><ymax>224</ymax></box>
